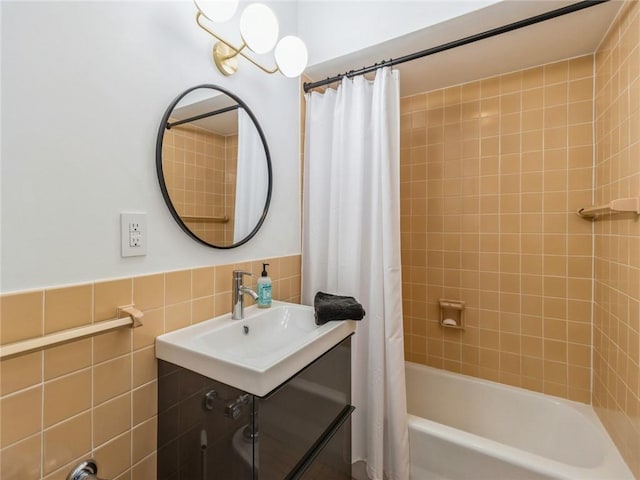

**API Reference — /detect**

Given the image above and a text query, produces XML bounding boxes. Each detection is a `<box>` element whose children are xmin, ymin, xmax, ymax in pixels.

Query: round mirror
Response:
<box><xmin>156</xmin><ymin>85</ymin><xmax>272</xmax><ymax>248</ymax></box>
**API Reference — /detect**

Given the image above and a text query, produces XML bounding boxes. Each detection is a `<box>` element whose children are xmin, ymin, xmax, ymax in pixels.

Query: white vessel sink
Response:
<box><xmin>155</xmin><ymin>301</ymin><xmax>356</xmax><ymax>396</ymax></box>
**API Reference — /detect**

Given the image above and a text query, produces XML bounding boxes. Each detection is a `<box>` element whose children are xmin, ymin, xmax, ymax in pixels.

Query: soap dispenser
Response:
<box><xmin>257</xmin><ymin>263</ymin><xmax>272</xmax><ymax>308</ymax></box>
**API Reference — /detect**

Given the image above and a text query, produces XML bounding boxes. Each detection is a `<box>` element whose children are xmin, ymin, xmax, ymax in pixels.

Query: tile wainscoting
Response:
<box><xmin>0</xmin><ymin>255</ymin><xmax>301</xmax><ymax>480</ymax></box>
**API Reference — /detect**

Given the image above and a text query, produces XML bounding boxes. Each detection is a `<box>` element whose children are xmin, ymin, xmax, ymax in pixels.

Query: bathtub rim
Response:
<box><xmin>405</xmin><ymin>361</ymin><xmax>633</xmax><ymax>480</ymax></box>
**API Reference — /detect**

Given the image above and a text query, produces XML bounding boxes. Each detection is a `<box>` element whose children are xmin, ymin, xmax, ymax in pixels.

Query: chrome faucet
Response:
<box><xmin>232</xmin><ymin>270</ymin><xmax>259</xmax><ymax>320</ymax></box>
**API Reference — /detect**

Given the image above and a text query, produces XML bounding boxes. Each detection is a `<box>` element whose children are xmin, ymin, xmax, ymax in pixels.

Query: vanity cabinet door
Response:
<box><xmin>157</xmin><ymin>360</ymin><xmax>255</xmax><ymax>480</ymax></box>
<box><xmin>157</xmin><ymin>336</ymin><xmax>353</xmax><ymax>480</ymax></box>
<box><xmin>256</xmin><ymin>337</ymin><xmax>351</xmax><ymax>480</ymax></box>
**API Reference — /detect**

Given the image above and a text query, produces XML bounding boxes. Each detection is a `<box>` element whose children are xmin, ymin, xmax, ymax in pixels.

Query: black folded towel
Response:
<box><xmin>313</xmin><ymin>291</ymin><xmax>366</xmax><ymax>325</ymax></box>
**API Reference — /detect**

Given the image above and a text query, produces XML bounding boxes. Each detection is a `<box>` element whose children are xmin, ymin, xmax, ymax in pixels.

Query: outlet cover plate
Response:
<box><xmin>121</xmin><ymin>213</ymin><xmax>147</xmax><ymax>257</ymax></box>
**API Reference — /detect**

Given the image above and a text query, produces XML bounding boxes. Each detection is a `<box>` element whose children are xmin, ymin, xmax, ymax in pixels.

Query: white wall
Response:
<box><xmin>1</xmin><ymin>1</ymin><xmax>302</xmax><ymax>292</ymax></box>
<box><xmin>298</xmin><ymin>0</ymin><xmax>501</xmax><ymax>67</ymax></box>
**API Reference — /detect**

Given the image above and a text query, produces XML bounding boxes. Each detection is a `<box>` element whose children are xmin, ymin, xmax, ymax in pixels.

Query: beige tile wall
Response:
<box><xmin>593</xmin><ymin>1</ymin><xmax>640</xmax><ymax>476</ymax></box>
<box><xmin>163</xmin><ymin>123</ymin><xmax>237</xmax><ymax>245</ymax></box>
<box><xmin>400</xmin><ymin>56</ymin><xmax>595</xmax><ymax>402</ymax></box>
<box><xmin>0</xmin><ymin>255</ymin><xmax>301</xmax><ymax>480</ymax></box>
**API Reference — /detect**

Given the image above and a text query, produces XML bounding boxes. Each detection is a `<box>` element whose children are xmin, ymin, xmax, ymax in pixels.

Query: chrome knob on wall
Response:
<box><xmin>66</xmin><ymin>460</ymin><xmax>106</xmax><ymax>480</ymax></box>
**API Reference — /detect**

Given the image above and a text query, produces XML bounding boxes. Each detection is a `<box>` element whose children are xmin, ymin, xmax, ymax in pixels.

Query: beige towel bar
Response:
<box><xmin>0</xmin><ymin>305</ymin><xmax>143</xmax><ymax>360</ymax></box>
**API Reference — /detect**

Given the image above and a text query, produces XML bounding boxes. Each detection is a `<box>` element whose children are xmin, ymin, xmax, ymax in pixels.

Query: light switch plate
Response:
<box><xmin>121</xmin><ymin>213</ymin><xmax>147</xmax><ymax>257</ymax></box>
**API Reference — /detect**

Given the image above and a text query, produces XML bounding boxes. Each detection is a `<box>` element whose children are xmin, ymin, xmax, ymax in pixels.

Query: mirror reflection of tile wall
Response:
<box><xmin>163</xmin><ymin>121</ymin><xmax>237</xmax><ymax>245</ymax></box>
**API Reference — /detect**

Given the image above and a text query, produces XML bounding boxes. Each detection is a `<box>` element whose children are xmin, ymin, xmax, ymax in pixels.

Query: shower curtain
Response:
<box><xmin>234</xmin><ymin>108</ymin><xmax>267</xmax><ymax>243</ymax></box>
<box><xmin>302</xmin><ymin>67</ymin><xmax>410</xmax><ymax>480</ymax></box>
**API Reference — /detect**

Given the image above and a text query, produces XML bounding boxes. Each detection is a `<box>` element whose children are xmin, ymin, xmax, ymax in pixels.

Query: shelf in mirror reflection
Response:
<box><xmin>181</xmin><ymin>215</ymin><xmax>230</xmax><ymax>223</ymax></box>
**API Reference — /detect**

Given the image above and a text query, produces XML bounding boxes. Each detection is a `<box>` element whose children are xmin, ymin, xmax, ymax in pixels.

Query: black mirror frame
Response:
<box><xmin>156</xmin><ymin>84</ymin><xmax>273</xmax><ymax>249</ymax></box>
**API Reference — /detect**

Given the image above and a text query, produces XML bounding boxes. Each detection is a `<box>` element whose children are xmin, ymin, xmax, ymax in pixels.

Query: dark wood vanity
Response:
<box><xmin>157</xmin><ymin>337</ymin><xmax>353</xmax><ymax>479</ymax></box>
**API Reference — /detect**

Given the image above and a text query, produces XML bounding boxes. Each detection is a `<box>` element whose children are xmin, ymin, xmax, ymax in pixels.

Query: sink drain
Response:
<box><xmin>243</xmin><ymin>325</ymin><xmax>249</xmax><ymax>335</ymax></box>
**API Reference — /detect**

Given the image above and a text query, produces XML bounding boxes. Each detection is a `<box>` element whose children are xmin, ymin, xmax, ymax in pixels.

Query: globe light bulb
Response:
<box><xmin>240</xmin><ymin>3</ymin><xmax>279</xmax><ymax>54</ymax></box>
<box><xmin>194</xmin><ymin>0</ymin><xmax>239</xmax><ymax>23</ymax></box>
<box><xmin>275</xmin><ymin>36</ymin><xmax>308</xmax><ymax>78</ymax></box>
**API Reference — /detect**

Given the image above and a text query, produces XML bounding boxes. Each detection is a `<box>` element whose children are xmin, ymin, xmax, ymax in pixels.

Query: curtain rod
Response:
<box><xmin>166</xmin><ymin>104</ymin><xmax>240</xmax><ymax>129</ymax></box>
<box><xmin>303</xmin><ymin>0</ymin><xmax>609</xmax><ymax>93</ymax></box>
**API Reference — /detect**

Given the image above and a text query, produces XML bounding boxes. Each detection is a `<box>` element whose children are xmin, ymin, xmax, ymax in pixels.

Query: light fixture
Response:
<box><xmin>194</xmin><ymin>0</ymin><xmax>308</xmax><ymax>78</ymax></box>
<box><xmin>194</xmin><ymin>0</ymin><xmax>238</xmax><ymax>22</ymax></box>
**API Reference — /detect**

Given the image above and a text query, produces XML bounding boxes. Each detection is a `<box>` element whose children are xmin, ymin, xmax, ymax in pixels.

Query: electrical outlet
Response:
<box><xmin>129</xmin><ymin>233</ymin><xmax>142</xmax><ymax>247</ymax></box>
<box><xmin>121</xmin><ymin>213</ymin><xmax>147</xmax><ymax>257</ymax></box>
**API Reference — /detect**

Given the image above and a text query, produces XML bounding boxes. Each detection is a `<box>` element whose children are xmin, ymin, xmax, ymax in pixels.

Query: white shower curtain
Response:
<box><xmin>302</xmin><ymin>68</ymin><xmax>410</xmax><ymax>480</ymax></box>
<box><xmin>234</xmin><ymin>108</ymin><xmax>267</xmax><ymax>243</ymax></box>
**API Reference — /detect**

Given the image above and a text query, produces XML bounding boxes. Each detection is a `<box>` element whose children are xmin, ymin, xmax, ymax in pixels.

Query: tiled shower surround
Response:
<box><xmin>400</xmin><ymin>55</ymin><xmax>595</xmax><ymax>402</ymax></box>
<box><xmin>401</xmin><ymin>2</ymin><xmax>640</xmax><ymax>475</ymax></box>
<box><xmin>593</xmin><ymin>1</ymin><xmax>640</xmax><ymax>475</ymax></box>
<box><xmin>0</xmin><ymin>255</ymin><xmax>301</xmax><ymax>480</ymax></box>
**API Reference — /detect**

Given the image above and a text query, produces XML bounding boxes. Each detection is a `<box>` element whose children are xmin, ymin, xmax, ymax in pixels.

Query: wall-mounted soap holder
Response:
<box><xmin>439</xmin><ymin>299</ymin><xmax>465</xmax><ymax>329</ymax></box>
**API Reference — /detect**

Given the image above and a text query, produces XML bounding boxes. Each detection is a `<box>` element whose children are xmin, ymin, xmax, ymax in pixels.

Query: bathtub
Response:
<box><xmin>405</xmin><ymin>362</ymin><xmax>633</xmax><ymax>480</ymax></box>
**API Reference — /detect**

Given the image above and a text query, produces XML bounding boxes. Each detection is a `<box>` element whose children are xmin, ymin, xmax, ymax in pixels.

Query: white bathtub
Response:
<box><xmin>405</xmin><ymin>362</ymin><xmax>633</xmax><ymax>480</ymax></box>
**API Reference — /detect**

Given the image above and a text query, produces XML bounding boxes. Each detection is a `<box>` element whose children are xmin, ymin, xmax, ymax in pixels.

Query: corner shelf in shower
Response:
<box><xmin>577</xmin><ymin>197</ymin><xmax>640</xmax><ymax>219</ymax></box>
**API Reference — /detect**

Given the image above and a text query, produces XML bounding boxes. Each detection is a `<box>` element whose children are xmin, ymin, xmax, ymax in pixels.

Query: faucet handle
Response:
<box><xmin>233</xmin><ymin>270</ymin><xmax>253</xmax><ymax>280</ymax></box>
